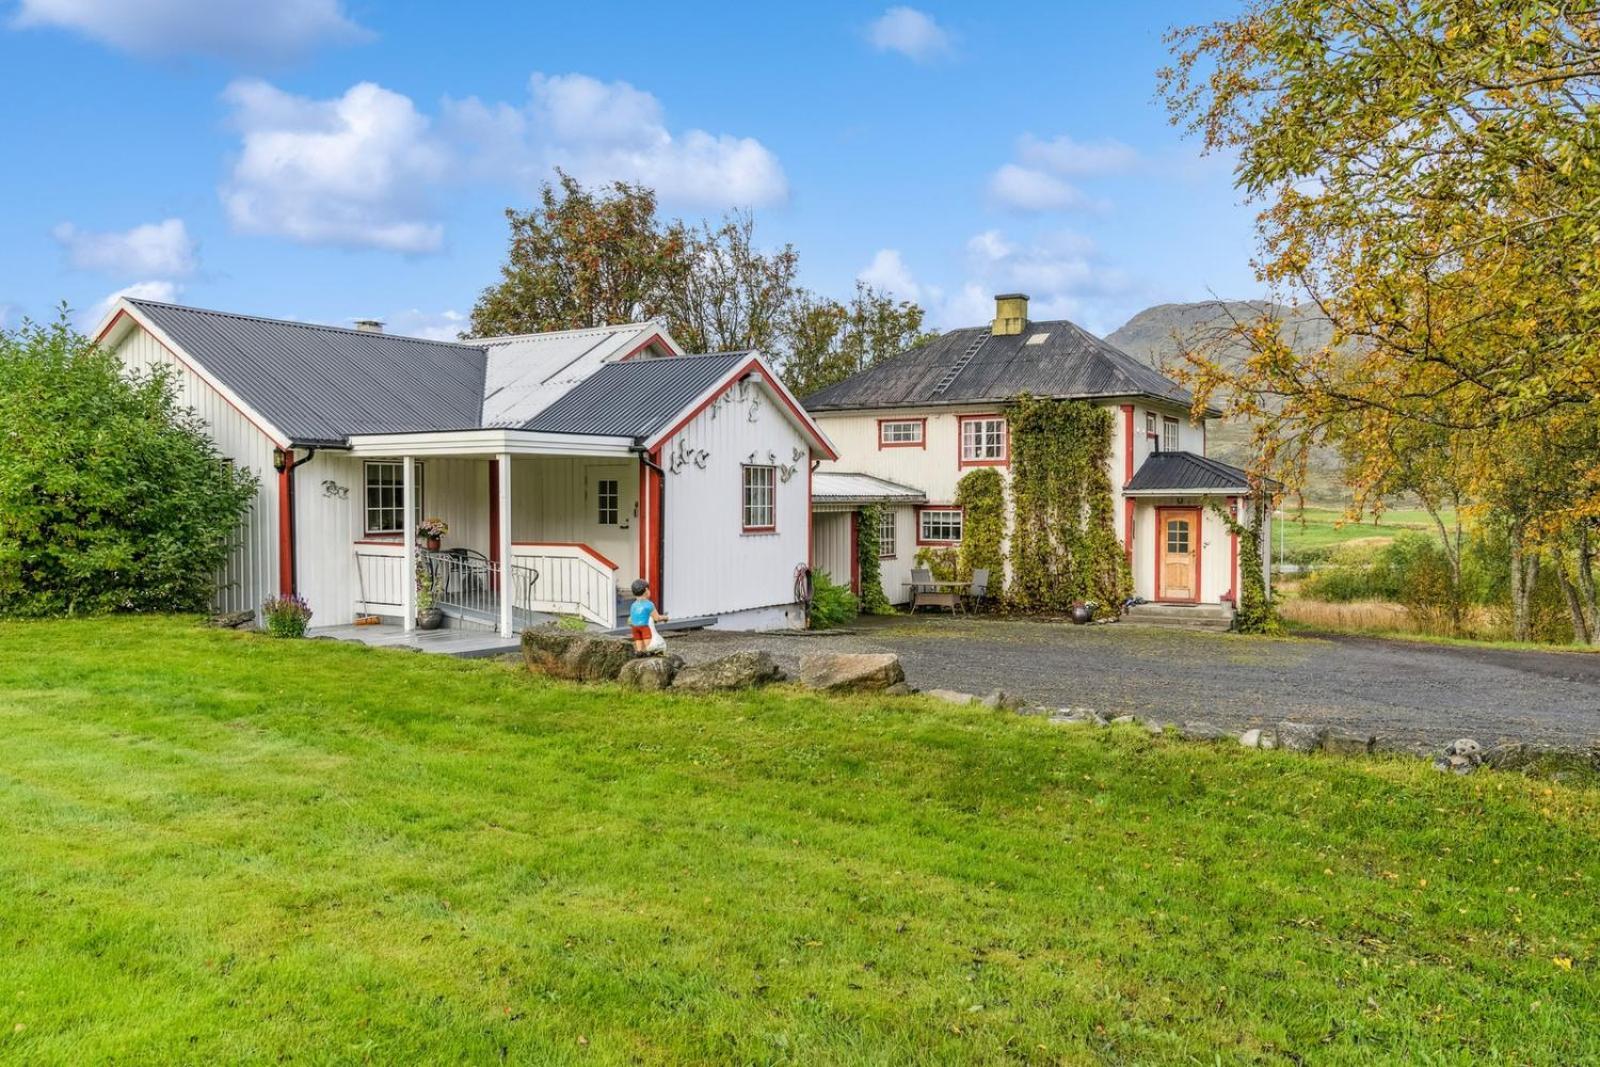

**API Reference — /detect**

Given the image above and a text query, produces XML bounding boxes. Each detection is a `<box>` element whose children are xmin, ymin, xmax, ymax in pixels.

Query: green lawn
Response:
<box><xmin>1276</xmin><ymin>505</ymin><xmax>1453</xmax><ymax>560</ymax></box>
<box><xmin>2</xmin><ymin>618</ymin><xmax>1596</xmax><ymax>1063</ymax></box>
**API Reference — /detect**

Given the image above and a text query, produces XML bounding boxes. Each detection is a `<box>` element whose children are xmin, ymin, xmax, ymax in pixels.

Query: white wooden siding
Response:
<box><xmin>113</xmin><ymin>324</ymin><xmax>280</xmax><ymax>613</ymax></box>
<box><xmin>811</xmin><ymin>512</ymin><xmax>853</xmax><ymax>589</ymax></box>
<box><xmin>662</xmin><ymin>380</ymin><xmax>812</xmax><ymax>621</ymax></box>
<box><xmin>1130</xmin><ymin>499</ymin><xmax>1237</xmax><ymax>604</ymax></box>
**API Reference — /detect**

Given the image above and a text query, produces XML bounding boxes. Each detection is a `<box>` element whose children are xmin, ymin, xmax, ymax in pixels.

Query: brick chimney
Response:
<box><xmin>992</xmin><ymin>293</ymin><xmax>1028</xmax><ymax>336</ymax></box>
<box><xmin>353</xmin><ymin>318</ymin><xmax>384</xmax><ymax>333</ymax></box>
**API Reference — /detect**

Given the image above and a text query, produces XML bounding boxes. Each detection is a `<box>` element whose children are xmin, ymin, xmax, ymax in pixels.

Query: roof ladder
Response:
<box><xmin>930</xmin><ymin>330</ymin><xmax>989</xmax><ymax>396</ymax></box>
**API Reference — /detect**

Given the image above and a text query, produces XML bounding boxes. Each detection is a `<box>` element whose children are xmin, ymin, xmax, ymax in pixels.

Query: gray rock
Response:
<box><xmin>980</xmin><ymin>689</ymin><xmax>1025</xmax><ymax>711</ymax></box>
<box><xmin>1179</xmin><ymin>720</ymin><xmax>1231</xmax><ymax>741</ymax></box>
<box><xmin>1110</xmin><ymin>714</ymin><xmax>1137</xmax><ymax>725</ymax></box>
<box><xmin>926</xmin><ymin>689</ymin><xmax>977</xmax><ymax>706</ymax></box>
<box><xmin>1276</xmin><ymin>721</ymin><xmax>1329</xmax><ymax>753</ymax></box>
<box><xmin>1048</xmin><ymin>708</ymin><xmax>1097</xmax><ymax>726</ymax></box>
<box><xmin>672</xmin><ymin>650</ymin><xmax>783</xmax><ymax>693</ymax></box>
<box><xmin>1434</xmin><ymin>754</ymin><xmax>1477</xmax><ymax>776</ymax></box>
<box><xmin>797</xmin><ymin>652</ymin><xmax>905</xmax><ymax>693</ymax></box>
<box><xmin>1446</xmin><ymin>738</ymin><xmax>1483</xmax><ymax>761</ymax></box>
<box><xmin>521</xmin><ymin>629</ymin><xmax>635</xmax><ymax>682</ymax></box>
<box><xmin>1321</xmin><ymin>729</ymin><xmax>1377</xmax><ymax>757</ymax></box>
<box><xmin>209</xmin><ymin>609</ymin><xmax>256</xmax><ymax>629</ymax></box>
<box><xmin>618</xmin><ymin>655</ymin><xmax>681</xmax><ymax>691</ymax></box>
<box><xmin>1239</xmin><ymin>728</ymin><xmax>1266</xmax><ymax>749</ymax></box>
<box><xmin>883</xmin><ymin>682</ymin><xmax>914</xmax><ymax>697</ymax></box>
<box><xmin>1143</xmin><ymin>719</ymin><xmax>1167</xmax><ymax>736</ymax></box>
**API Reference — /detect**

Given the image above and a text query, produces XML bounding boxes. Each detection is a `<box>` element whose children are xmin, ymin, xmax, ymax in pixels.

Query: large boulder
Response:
<box><xmin>619</xmin><ymin>655</ymin><xmax>683</xmax><ymax>691</ymax></box>
<box><xmin>797</xmin><ymin>652</ymin><xmax>905</xmax><ymax>693</ymax></box>
<box><xmin>209</xmin><ymin>610</ymin><xmax>256</xmax><ymax>630</ymax></box>
<box><xmin>521</xmin><ymin>629</ymin><xmax>634</xmax><ymax>682</ymax></box>
<box><xmin>1276</xmin><ymin>721</ymin><xmax>1328</xmax><ymax>754</ymax></box>
<box><xmin>1322</xmin><ymin>729</ymin><xmax>1377</xmax><ymax>757</ymax></box>
<box><xmin>672</xmin><ymin>651</ymin><xmax>783</xmax><ymax>693</ymax></box>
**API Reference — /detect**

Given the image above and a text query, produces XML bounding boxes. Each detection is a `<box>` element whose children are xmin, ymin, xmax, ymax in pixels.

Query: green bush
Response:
<box><xmin>0</xmin><ymin>313</ymin><xmax>258</xmax><ymax>616</ymax></box>
<box><xmin>855</xmin><ymin>505</ymin><xmax>894</xmax><ymax>615</ymax></box>
<box><xmin>808</xmin><ymin>569</ymin><xmax>858</xmax><ymax>629</ymax></box>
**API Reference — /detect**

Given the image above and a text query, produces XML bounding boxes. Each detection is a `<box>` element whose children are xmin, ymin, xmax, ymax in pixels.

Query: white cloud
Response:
<box><xmin>12</xmin><ymin>0</ymin><xmax>368</xmax><ymax>61</ymax></box>
<box><xmin>1016</xmin><ymin>133</ymin><xmax>1138</xmax><ymax>176</ymax></box>
<box><xmin>387</xmin><ymin>307</ymin><xmax>467</xmax><ymax>342</ymax></box>
<box><xmin>857</xmin><ymin>249</ymin><xmax>925</xmax><ymax>302</ymax></box>
<box><xmin>53</xmin><ymin>218</ymin><xmax>196</xmax><ymax>277</ymax></box>
<box><xmin>220</xmin><ymin>79</ymin><xmax>451</xmax><ymax>253</ymax></box>
<box><xmin>87</xmin><ymin>280</ymin><xmax>182</xmax><ymax>328</ymax></box>
<box><xmin>446</xmin><ymin>73</ymin><xmax>789</xmax><ymax>208</ymax></box>
<box><xmin>866</xmin><ymin>6</ymin><xmax>953</xmax><ymax>62</ymax></box>
<box><xmin>987</xmin><ymin>164</ymin><xmax>1098</xmax><ymax>213</ymax></box>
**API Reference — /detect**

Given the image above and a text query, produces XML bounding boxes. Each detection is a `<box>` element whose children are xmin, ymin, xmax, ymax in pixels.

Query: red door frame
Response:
<box><xmin>1155</xmin><ymin>506</ymin><xmax>1202</xmax><ymax>603</ymax></box>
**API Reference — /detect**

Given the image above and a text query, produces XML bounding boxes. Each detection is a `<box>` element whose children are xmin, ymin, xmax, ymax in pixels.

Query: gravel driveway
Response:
<box><xmin>667</xmin><ymin>616</ymin><xmax>1600</xmax><ymax>752</ymax></box>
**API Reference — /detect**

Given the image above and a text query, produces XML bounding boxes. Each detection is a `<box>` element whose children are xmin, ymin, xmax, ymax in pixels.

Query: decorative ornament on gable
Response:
<box><xmin>668</xmin><ymin>436</ymin><xmax>709</xmax><ymax>475</ymax></box>
<box><xmin>320</xmin><ymin>479</ymin><xmax>349</xmax><ymax>499</ymax></box>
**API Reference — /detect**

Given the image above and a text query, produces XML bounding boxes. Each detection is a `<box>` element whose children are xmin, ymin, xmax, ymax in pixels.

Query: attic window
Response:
<box><xmin>1025</xmin><ymin>333</ymin><xmax>1050</xmax><ymax>345</ymax></box>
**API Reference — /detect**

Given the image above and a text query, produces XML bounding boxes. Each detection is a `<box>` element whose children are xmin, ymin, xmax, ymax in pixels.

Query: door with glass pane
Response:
<box><xmin>1157</xmin><ymin>507</ymin><xmax>1200</xmax><ymax>602</ymax></box>
<box><xmin>585</xmin><ymin>463</ymin><xmax>637</xmax><ymax>592</ymax></box>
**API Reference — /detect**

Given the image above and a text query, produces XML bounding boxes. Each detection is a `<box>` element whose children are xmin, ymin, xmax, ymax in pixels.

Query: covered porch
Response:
<box><xmin>301</xmin><ymin>428</ymin><xmax>654</xmax><ymax>638</ymax></box>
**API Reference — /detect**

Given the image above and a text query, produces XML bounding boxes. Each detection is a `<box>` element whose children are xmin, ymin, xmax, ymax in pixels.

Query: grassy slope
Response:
<box><xmin>1</xmin><ymin>618</ymin><xmax>1596</xmax><ymax>1064</ymax></box>
<box><xmin>1277</xmin><ymin>506</ymin><xmax>1453</xmax><ymax>558</ymax></box>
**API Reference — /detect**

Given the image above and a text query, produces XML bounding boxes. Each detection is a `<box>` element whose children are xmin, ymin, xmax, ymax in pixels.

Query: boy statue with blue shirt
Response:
<box><xmin>628</xmin><ymin>578</ymin><xmax>667</xmax><ymax>656</ymax></box>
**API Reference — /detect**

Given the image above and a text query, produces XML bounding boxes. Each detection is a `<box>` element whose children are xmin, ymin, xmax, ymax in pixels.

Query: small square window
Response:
<box><xmin>364</xmin><ymin>460</ymin><xmax>423</xmax><ymax>536</ymax></box>
<box><xmin>742</xmin><ymin>465</ymin><xmax>775</xmax><ymax>531</ymax></box>
<box><xmin>878</xmin><ymin>419</ymin><xmax>924</xmax><ymax>447</ymax></box>
<box><xmin>596</xmin><ymin>479</ymin><xmax>619</xmax><ymax>525</ymax></box>
<box><xmin>919</xmin><ymin>508</ymin><xmax>963</xmax><ymax>544</ymax></box>
<box><xmin>959</xmin><ymin>416</ymin><xmax>1007</xmax><ymax>464</ymax></box>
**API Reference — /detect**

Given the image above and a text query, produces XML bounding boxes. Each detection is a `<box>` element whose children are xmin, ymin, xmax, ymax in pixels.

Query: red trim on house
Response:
<box><xmin>1124</xmin><ymin>497</ymin><xmax>1135</xmax><ymax>564</ymax></box>
<box><xmin>849</xmin><ymin>511</ymin><xmax>862</xmax><ymax>595</ymax></box>
<box><xmin>509</xmin><ymin>540</ymin><xmax>619</xmax><ymax>572</ymax></box>
<box><xmin>1155</xmin><ymin>506</ymin><xmax>1203</xmax><ymax>603</ymax></box>
<box><xmin>956</xmin><ymin>413</ymin><xmax>1009</xmax><ymax>468</ymax></box>
<box><xmin>277</xmin><ymin>453</ymin><xmax>295</xmax><ymax>595</ymax></box>
<box><xmin>1121</xmin><ymin>404</ymin><xmax>1135</xmax><ymax>484</ymax></box>
<box><xmin>649</xmin><ymin>449</ymin><xmax>664</xmax><ymax>607</ymax></box>
<box><xmin>740</xmin><ymin>463</ymin><xmax>777</xmax><ymax>533</ymax></box>
<box><xmin>97</xmin><ymin>308</ymin><xmax>290</xmax><ymax>449</ymax></box>
<box><xmin>638</xmin><ymin>458</ymin><xmax>649</xmax><ymax>590</ymax></box>
<box><xmin>615</xmin><ymin>331</ymin><xmax>672</xmax><ymax>362</ymax></box>
<box><xmin>649</xmin><ymin>358</ymin><xmax>837</xmax><ymax>460</ymax></box>
<box><xmin>914</xmin><ymin>504</ymin><xmax>964</xmax><ymax>546</ymax></box>
<box><xmin>876</xmin><ymin>416</ymin><xmax>927</xmax><ymax>449</ymax></box>
<box><xmin>488</xmin><ymin>459</ymin><xmax>501</xmax><ymax>587</ymax></box>
<box><xmin>1227</xmin><ymin>496</ymin><xmax>1239</xmax><ymax>602</ymax></box>
<box><xmin>353</xmin><ymin>539</ymin><xmax>405</xmax><ymax>546</ymax></box>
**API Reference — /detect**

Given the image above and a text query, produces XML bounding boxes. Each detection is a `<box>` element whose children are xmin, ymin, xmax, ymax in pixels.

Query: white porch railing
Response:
<box><xmin>355</xmin><ymin>541</ymin><xmax>618</xmax><ymax>630</ymax></box>
<box><xmin>510</xmin><ymin>542</ymin><xmax>618</xmax><ymax>628</ymax></box>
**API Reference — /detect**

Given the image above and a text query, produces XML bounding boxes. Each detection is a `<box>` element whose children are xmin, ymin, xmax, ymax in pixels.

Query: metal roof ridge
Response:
<box><xmin>125</xmin><ymin>297</ymin><xmax>488</xmax><ymax>349</ymax></box>
<box><xmin>475</xmin><ymin>321</ymin><xmax>657</xmax><ymax>345</ymax></box>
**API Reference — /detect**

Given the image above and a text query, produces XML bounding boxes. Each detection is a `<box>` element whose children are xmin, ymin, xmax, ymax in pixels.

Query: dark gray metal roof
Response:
<box><xmin>1125</xmin><ymin>451</ymin><xmax>1256</xmax><ymax>492</ymax></box>
<box><xmin>523</xmin><ymin>352</ymin><xmax>750</xmax><ymax>438</ymax></box>
<box><xmin>803</xmin><ymin>318</ymin><xmax>1194</xmax><ymax>411</ymax></box>
<box><xmin>129</xmin><ymin>299</ymin><xmax>488</xmax><ymax>445</ymax></box>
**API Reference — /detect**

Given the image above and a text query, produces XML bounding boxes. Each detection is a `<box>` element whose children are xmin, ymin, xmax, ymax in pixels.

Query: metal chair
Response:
<box><xmin>910</xmin><ymin>567</ymin><xmax>933</xmax><ymax>612</ymax></box>
<box><xmin>967</xmin><ymin>568</ymin><xmax>990</xmax><ymax>612</ymax></box>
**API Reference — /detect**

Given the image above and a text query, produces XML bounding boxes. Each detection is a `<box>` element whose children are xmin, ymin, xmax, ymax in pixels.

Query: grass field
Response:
<box><xmin>1275</xmin><ymin>506</ymin><xmax>1452</xmax><ymax>560</ymax></box>
<box><xmin>2</xmin><ymin>617</ymin><xmax>1597</xmax><ymax>1063</ymax></box>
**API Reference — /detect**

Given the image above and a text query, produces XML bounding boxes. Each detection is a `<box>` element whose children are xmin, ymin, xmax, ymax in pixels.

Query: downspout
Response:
<box><xmin>274</xmin><ymin>445</ymin><xmax>321</xmax><ymax>596</ymax></box>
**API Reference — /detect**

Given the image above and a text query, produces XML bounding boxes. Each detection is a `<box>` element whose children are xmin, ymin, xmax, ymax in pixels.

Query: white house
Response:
<box><xmin>95</xmin><ymin>298</ymin><xmax>836</xmax><ymax>635</ymax></box>
<box><xmin>804</xmin><ymin>294</ymin><xmax>1272</xmax><ymax>621</ymax></box>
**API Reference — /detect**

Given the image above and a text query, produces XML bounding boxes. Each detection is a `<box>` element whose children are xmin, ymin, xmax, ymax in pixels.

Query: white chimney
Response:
<box><xmin>353</xmin><ymin>318</ymin><xmax>385</xmax><ymax>333</ymax></box>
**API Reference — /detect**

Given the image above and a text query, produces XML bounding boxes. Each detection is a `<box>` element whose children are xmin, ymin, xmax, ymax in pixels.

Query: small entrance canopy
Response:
<box><xmin>1123</xmin><ymin>451</ymin><xmax>1267</xmax><ymax>496</ymax></box>
<box><xmin>811</xmin><ymin>471</ymin><xmax>927</xmax><ymax>512</ymax></box>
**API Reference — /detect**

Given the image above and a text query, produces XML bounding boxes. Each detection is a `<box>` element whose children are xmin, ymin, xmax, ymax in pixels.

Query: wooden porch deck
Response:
<box><xmin>310</xmin><ymin>623</ymin><xmax>523</xmax><ymax>659</ymax></box>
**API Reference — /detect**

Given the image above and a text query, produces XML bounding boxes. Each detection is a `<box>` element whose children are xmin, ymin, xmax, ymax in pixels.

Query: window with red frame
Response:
<box><xmin>741</xmin><ymin>465</ymin><xmax>775</xmax><ymax>530</ymax></box>
<box><xmin>959</xmin><ymin>416</ymin><xmax>1007</xmax><ymax>464</ymax></box>
<box><xmin>878</xmin><ymin>419</ymin><xmax>924</xmax><ymax>447</ymax></box>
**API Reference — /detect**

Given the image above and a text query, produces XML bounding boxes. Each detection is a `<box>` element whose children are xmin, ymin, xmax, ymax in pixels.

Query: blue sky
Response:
<box><xmin>0</xmin><ymin>0</ymin><xmax>1260</xmax><ymax>341</ymax></box>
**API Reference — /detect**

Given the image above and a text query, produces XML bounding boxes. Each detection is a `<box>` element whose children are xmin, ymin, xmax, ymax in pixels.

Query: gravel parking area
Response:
<box><xmin>667</xmin><ymin>616</ymin><xmax>1600</xmax><ymax>752</ymax></box>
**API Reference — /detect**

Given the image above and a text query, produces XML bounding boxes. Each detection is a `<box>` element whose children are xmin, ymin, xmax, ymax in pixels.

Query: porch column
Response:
<box><xmin>498</xmin><ymin>453</ymin><xmax>513</xmax><ymax>637</ymax></box>
<box><xmin>402</xmin><ymin>456</ymin><xmax>416</xmax><ymax>632</ymax></box>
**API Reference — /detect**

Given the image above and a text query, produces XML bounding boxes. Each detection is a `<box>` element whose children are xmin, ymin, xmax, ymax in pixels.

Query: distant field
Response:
<box><xmin>1274</xmin><ymin>506</ymin><xmax>1452</xmax><ymax>561</ymax></box>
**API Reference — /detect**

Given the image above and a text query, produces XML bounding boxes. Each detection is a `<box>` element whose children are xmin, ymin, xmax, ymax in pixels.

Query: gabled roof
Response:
<box><xmin>97</xmin><ymin>298</ymin><xmax>679</xmax><ymax>447</ymax></box>
<box><xmin>524</xmin><ymin>353</ymin><xmax>750</xmax><ymax>437</ymax></box>
<box><xmin>117</xmin><ymin>298</ymin><xmax>487</xmax><ymax>445</ymax></box>
<box><xmin>811</xmin><ymin>471</ymin><xmax>927</xmax><ymax>505</ymax></box>
<box><xmin>803</xmin><ymin>318</ymin><xmax>1195</xmax><ymax>412</ymax></box>
<box><xmin>1124</xmin><ymin>451</ymin><xmax>1262</xmax><ymax>494</ymax></box>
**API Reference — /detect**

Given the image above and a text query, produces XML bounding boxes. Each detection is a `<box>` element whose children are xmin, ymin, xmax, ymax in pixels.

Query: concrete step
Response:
<box><xmin>1123</xmin><ymin>602</ymin><xmax>1235</xmax><ymax>631</ymax></box>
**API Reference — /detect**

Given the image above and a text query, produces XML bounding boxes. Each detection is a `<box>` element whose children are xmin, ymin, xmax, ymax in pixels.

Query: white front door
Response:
<box><xmin>584</xmin><ymin>463</ymin><xmax>638</xmax><ymax>592</ymax></box>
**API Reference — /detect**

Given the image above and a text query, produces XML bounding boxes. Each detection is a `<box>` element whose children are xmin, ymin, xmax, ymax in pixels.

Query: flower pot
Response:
<box><xmin>424</xmin><ymin>537</ymin><xmax>441</xmax><ymax>552</ymax></box>
<box><xmin>417</xmin><ymin>607</ymin><xmax>444</xmax><ymax>630</ymax></box>
<box><xmin>1070</xmin><ymin>604</ymin><xmax>1094</xmax><ymax>625</ymax></box>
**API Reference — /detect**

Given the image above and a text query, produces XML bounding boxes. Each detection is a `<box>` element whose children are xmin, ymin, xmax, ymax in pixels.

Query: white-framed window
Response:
<box><xmin>364</xmin><ymin>460</ymin><xmax>423</xmax><ymax>536</ymax></box>
<box><xmin>878</xmin><ymin>419</ymin><xmax>924</xmax><ymax>447</ymax></box>
<box><xmin>1145</xmin><ymin>412</ymin><xmax>1158</xmax><ymax>441</ymax></box>
<box><xmin>959</xmin><ymin>416</ymin><xmax>1007</xmax><ymax>465</ymax></box>
<box><xmin>1163</xmin><ymin>416</ymin><xmax>1181</xmax><ymax>453</ymax></box>
<box><xmin>918</xmin><ymin>507</ymin><xmax>963</xmax><ymax>544</ymax></box>
<box><xmin>877</xmin><ymin>509</ymin><xmax>897</xmax><ymax>559</ymax></box>
<box><xmin>742</xmin><ymin>465</ymin><xmax>776</xmax><ymax>531</ymax></box>
<box><xmin>596</xmin><ymin>479</ymin><xmax>619</xmax><ymax>525</ymax></box>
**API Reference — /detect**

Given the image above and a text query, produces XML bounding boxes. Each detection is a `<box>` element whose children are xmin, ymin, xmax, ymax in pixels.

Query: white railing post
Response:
<box><xmin>498</xmin><ymin>453</ymin><xmax>513</xmax><ymax>637</ymax></box>
<box><xmin>402</xmin><ymin>456</ymin><xmax>416</xmax><ymax>632</ymax></box>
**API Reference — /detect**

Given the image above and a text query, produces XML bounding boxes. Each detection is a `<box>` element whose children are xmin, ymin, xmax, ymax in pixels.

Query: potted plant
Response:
<box><xmin>417</xmin><ymin>517</ymin><xmax>448</xmax><ymax>552</ymax></box>
<box><xmin>261</xmin><ymin>594</ymin><xmax>312</xmax><ymax>637</ymax></box>
<box><xmin>1070</xmin><ymin>600</ymin><xmax>1097</xmax><ymax>625</ymax></box>
<box><xmin>415</xmin><ymin>563</ymin><xmax>443</xmax><ymax>630</ymax></box>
